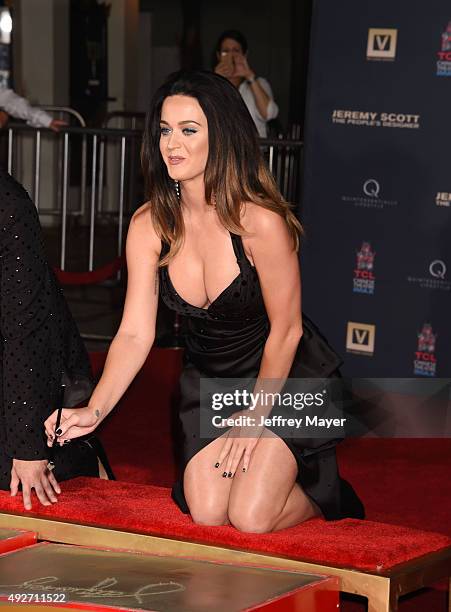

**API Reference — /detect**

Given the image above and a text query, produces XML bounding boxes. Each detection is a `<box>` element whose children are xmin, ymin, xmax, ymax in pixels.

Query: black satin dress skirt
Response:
<box><xmin>171</xmin><ymin>317</ymin><xmax>365</xmax><ymax>521</ymax></box>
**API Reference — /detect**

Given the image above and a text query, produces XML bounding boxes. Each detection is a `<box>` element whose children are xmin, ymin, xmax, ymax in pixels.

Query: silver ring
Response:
<box><xmin>46</xmin><ymin>461</ymin><xmax>55</xmax><ymax>472</ymax></box>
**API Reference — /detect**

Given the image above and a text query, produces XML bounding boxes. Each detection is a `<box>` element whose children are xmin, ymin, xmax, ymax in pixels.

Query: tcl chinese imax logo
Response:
<box><xmin>367</xmin><ymin>28</ymin><xmax>398</xmax><ymax>61</ymax></box>
<box><xmin>414</xmin><ymin>323</ymin><xmax>437</xmax><ymax>376</ymax></box>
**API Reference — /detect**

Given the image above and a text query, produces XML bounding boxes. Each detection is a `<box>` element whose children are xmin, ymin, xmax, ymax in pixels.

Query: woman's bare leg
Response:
<box><xmin>227</xmin><ymin>430</ymin><xmax>321</xmax><ymax>532</ymax></box>
<box><xmin>183</xmin><ymin>432</ymin><xmax>233</xmax><ymax>526</ymax></box>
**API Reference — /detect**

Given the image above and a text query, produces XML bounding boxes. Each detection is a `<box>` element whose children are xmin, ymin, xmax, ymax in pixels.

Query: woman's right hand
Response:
<box><xmin>44</xmin><ymin>407</ymin><xmax>101</xmax><ymax>446</ymax></box>
<box><xmin>214</xmin><ymin>56</ymin><xmax>234</xmax><ymax>79</ymax></box>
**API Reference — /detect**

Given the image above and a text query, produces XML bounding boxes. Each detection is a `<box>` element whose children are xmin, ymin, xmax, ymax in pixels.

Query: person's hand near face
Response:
<box><xmin>214</xmin><ymin>52</ymin><xmax>235</xmax><ymax>79</ymax></box>
<box><xmin>214</xmin><ymin>37</ymin><xmax>256</xmax><ymax>85</ymax></box>
<box><xmin>214</xmin><ymin>36</ymin><xmax>272</xmax><ymax>122</ymax></box>
<box><xmin>232</xmin><ymin>54</ymin><xmax>254</xmax><ymax>80</ymax></box>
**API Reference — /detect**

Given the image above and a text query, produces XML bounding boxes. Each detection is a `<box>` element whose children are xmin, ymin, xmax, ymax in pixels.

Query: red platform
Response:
<box><xmin>0</xmin><ymin>527</ymin><xmax>36</xmax><ymax>555</ymax></box>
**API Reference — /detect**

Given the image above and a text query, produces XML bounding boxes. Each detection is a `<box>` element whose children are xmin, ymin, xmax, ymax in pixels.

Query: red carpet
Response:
<box><xmin>0</xmin><ymin>477</ymin><xmax>449</xmax><ymax>572</ymax></box>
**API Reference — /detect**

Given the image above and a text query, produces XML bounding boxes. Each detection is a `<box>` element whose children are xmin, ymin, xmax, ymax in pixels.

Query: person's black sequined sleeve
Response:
<box><xmin>0</xmin><ymin>172</ymin><xmax>93</xmax><ymax>461</ymax></box>
<box><xmin>0</xmin><ymin>176</ymin><xmax>54</xmax><ymax>459</ymax></box>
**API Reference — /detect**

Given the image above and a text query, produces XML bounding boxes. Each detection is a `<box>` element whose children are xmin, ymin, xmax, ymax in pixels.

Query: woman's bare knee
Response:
<box><xmin>189</xmin><ymin>501</ymin><xmax>229</xmax><ymax>526</ymax></box>
<box><xmin>229</xmin><ymin>513</ymin><xmax>274</xmax><ymax>533</ymax></box>
<box><xmin>228</xmin><ymin>503</ymin><xmax>275</xmax><ymax>533</ymax></box>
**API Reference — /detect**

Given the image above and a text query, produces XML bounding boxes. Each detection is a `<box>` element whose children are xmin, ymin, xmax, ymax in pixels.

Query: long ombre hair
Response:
<box><xmin>141</xmin><ymin>70</ymin><xmax>302</xmax><ymax>266</ymax></box>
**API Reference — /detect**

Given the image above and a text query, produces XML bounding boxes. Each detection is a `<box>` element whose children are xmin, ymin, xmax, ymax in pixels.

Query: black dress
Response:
<box><xmin>0</xmin><ymin>170</ymin><xmax>109</xmax><ymax>489</ymax></box>
<box><xmin>159</xmin><ymin>232</ymin><xmax>364</xmax><ymax>521</ymax></box>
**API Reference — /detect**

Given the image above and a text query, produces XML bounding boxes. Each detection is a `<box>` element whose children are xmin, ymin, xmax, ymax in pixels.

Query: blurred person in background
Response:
<box><xmin>214</xmin><ymin>29</ymin><xmax>279</xmax><ymax>138</ymax></box>
<box><xmin>0</xmin><ymin>87</ymin><xmax>66</xmax><ymax>131</ymax></box>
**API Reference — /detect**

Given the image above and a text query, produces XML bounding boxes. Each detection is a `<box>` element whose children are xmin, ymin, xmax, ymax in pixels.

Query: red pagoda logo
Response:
<box><xmin>353</xmin><ymin>242</ymin><xmax>375</xmax><ymax>294</ymax></box>
<box><xmin>437</xmin><ymin>22</ymin><xmax>451</xmax><ymax>75</ymax></box>
<box><xmin>441</xmin><ymin>21</ymin><xmax>451</xmax><ymax>51</ymax></box>
<box><xmin>414</xmin><ymin>323</ymin><xmax>437</xmax><ymax>376</ymax></box>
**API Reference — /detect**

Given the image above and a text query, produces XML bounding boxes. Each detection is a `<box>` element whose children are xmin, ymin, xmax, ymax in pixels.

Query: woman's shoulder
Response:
<box><xmin>240</xmin><ymin>201</ymin><xmax>289</xmax><ymax>237</ymax></box>
<box><xmin>128</xmin><ymin>201</ymin><xmax>161</xmax><ymax>256</ymax></box>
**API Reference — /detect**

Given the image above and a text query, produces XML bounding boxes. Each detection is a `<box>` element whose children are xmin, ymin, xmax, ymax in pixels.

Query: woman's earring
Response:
<box><xmin>174</xmin><ymin>180</ymin><xmax>180</xmax><ymax>199</ymax></box>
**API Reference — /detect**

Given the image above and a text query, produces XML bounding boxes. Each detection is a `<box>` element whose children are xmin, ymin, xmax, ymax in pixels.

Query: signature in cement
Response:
<box><xmin>0</xmin><ymin>576</ymin><xmax>185</xmax><ymax>604</ymax></box>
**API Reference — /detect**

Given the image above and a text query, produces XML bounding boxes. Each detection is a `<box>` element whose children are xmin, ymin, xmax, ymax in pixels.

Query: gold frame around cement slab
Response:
<box><xmin>0</xmin><ymin>511</ymin><xmax>449</xmax><ymax>612</ymax></box>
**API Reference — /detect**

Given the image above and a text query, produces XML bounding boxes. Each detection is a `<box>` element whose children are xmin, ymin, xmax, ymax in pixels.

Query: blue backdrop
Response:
<box><xmin>301</xmin><ymin>0</ymin><xmax>451</xmax><ymax>377</ymax></box>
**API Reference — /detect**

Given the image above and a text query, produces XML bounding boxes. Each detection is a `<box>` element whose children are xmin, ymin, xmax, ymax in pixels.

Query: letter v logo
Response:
<box><xmin>367</xmin><ymin>29</ymin><xmax>397</xmax><ymax>60</ymax></box>
<box><xmin>375</xmin><ymin>34</ymin><xmax>390</xmax><ymax>50</ymax></box>
<box><xmin>354</xmin><ymin>328</ymin><xmax>368</xmax><ymax>344</ymax></box>
<box><xmin>346</xmin><ymin>322</ymin><xmax>376</xmax><ymax>355</ymax></box>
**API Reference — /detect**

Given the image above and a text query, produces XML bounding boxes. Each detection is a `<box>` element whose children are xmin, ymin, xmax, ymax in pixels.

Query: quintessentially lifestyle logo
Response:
<box><xmin>363</xmin><ymin>179</ymin><xmax>379</xmax><ymax>197</ymax></box>
<box><xmin>367</xmin><ymin>28</ymin><xmax>398</xmax><ymax>60</ymax></box>
<box><xmin>429</xmin><ymin>260</ymin><xmax>447</xmax><ymax>279</ymax></box>
<box><xmin>414</xmin><ymin>323</ymin><xmax>437</xmax><ymax>376</ymax></box>
<box><xmin>346</xmin><ymin>322</ymin><xmax>376</xmax><ymax>356</ymax></box>
<box><xmin>437</xmin><ymin>22</ymin><xmax>451</xmax><ymax>76</ymax></box>
<box><xmin>436</xmin><ymin>192</ymin><xmax>451</xmax><ymax>207</ymax></box>
<box><xmin>353</xmin><ymin>242</ymin><xmax>376</xmax><ymax>294</ymax></box>
<box><xmin>342</xmin><ymin>179</ymin><xmax>398</xmax><ymax>210</ymax></box>
<box><xmin>407</xmin><ymin>259</ymin><xmax>451</xmax><ymax>291</ymax></box>
<box><xmin>332</xmin><ymin>109</ymin><xmax>420</xmax><ymax>129</ymax></box>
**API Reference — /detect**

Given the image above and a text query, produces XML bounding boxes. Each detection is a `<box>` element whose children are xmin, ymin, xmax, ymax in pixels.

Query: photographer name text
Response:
<box><xmin>212</xmin><ymin>415</ymin><xmax>346</xmax><ymax>429</ymax></box>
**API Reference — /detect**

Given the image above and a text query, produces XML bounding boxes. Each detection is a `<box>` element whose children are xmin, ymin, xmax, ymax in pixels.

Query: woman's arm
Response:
<box><xmin>45</xmin><ymin>203</ymin><xmax>161</xmax><ymax>441</ymax></box>
<box><xmin>247</xmin><ymin>204</ymin><xmax>302</xmax><ymax>383</ymax></box>
<box><xmin>249</xmin><ymin>78</ymin><xmax>279</xmax><ymax>122</ymax></box>
<box><xmin>232</xmin><ymin>56</ymin><xmax>279</xmax><ymax>121</ymax></box>
<box><xmin>216</xmin><ymin>205</ymin><xmax>302</xmax><ymax>474</ymax></box>
<box><xmin>88</xmin><ymin>204</ymin><xmax>161</xmax><ymax>421</ymax></box>
<box><xmin>0</xmin><ymin>88</ymin><xmax>53</xmax><ymax>128</ymax></box>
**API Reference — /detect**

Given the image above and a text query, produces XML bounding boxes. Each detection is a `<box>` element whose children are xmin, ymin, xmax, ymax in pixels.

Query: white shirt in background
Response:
<box><xmin>0</xmin><ymin>88</ymin><xmax>52</xmax><ymax>128</ymax></box>
<box><xmin>238</xmin><ymin>77</ymin><xmax>279</xmax><ymax>138</ymax></box>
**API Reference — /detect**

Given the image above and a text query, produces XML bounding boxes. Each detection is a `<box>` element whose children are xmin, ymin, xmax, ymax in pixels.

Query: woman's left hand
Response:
<box><xmin>44</xmin><ymin>406</ymin><xmax>100</xmax><ymax>445</ymax></box>
<box><xmin>233</xmin><ymin>55</ymin><xmax>254</xmax><ymax>80</ymax></box>
<box><xmin>216</xmin><ymin>412</ymin><xmax>265</xmax><ymax>477</ymax></box>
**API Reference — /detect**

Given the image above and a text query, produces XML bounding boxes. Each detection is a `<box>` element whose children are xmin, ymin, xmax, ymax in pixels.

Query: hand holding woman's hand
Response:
<box><xmin>44</xmin><ymin>406</ymin><xmax>100</xmax><ymax>446</ymax></box>
<box><xmin>216</xmin><ymin>411</ymin><xmax>264</xmax><ymax>477</ymax></box>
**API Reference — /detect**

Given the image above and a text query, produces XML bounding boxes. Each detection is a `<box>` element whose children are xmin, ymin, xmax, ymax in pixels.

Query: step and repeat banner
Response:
<box><xmin>301</xmin><ymin>0</ymin><xmax>451</xmax><ymax>377</ymax></box>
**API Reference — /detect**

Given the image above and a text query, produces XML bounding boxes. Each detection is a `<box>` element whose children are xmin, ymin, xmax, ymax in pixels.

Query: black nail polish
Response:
<box><xmin>55</xmin><ymin>428</ymin><xmax>62</xmax><ymax>436</ymax></box>
<box><xmin>222</xmin><ymin>471</ymin><xmax>227</xmax><ymax>478</ymax></box>
<box><xmin>214</xmin><ymin>462</ymin><xmax>220</xmax><ymax>468</ymax></box>
<box><xmin>63</xmin><ymin>440</ymin><xmax>71</xmax><ymax>445</ymax></box>
<box><xmin>242</xmin><ymin>467</ymin><xmax>246</xmax><ymax>472</ymax></box>
<box><xmin>227</xmin><ymin>472</ymin><xmax>233</xmax><ymax>478</ymax></box>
